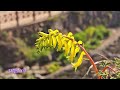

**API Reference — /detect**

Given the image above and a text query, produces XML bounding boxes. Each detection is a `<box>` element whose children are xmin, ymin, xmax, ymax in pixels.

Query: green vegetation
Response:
<box><xmin>57</xmin><ymin>53</ymin><xmax>70</xmax><ymax>65</ymax></box>
<box><xmin>15</xmin><ymin>38</ymin><xmax>50</xmax><ymax>61</ymax></box>
<box><xmin>98</xmin><ymin>58</ymin><xmax>120</xmax><ymax>79</ymax></box>
<box><xmin>1</xmin><ymin>31</ymin><xmax>8</xmax><ymax>38</ymax></box>
<box><xmin>74</xmin><ymin>25</ymin><xmax>110</xmax><ymax>50</ymax></box>
<box><xmin>30</xmin><ymin>33</ymin><xmax>39</xmax><ymax>39</ymax></box>
<box><xmin>47</xmin><ymin>62</ymin><xmax>61</xmax><ymax>73</ymax></box>
<box><xmin>0</xmin><ymin>31</ymin><xmax>8</xmax><ymax>40</ymax></box>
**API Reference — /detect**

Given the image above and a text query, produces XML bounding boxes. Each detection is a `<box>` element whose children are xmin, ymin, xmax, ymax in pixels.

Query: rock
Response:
<box><xmin>24</xmin><ymin>66</ymin><xmax>30</xmax><ymax>70</ymax></box>
<box><xmin>12</xmin><ymin>60</ymin><xmax>25</xmax><ymax>67</ymax></box>
<box><xmin>31</xmin><ymin>64</ymin><xmax>40</xmax><ymax>70</ymax></box>
<box><xmin>33</xmin><ymin>70</ymin><xmax>48</xmax><ymax>75</ymax></box>
<box><xmin>25</xmin><ymin>70</ymin><xmax>33</xmax><ymax>75</ymax></box>
<box><xmin>35</xmin><ymin>74</ymin><xmax>45</xmax><ymax>79</ymax></box>
<box><xmin>75</xmin><ymin>27</ymin><xmax>82</xmax><ymax>32</ymax></box>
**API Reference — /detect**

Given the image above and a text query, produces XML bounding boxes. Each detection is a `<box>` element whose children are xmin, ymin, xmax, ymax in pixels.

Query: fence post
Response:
<box><xmin>33</xmin><ymin>11</ymin><xmax>35</xmax><ymax>22</ymax></box>
<box><xmin>48</xmin><ymin>11</ymin><xmax>51</xmax><ymax>17</ymax></box>
<box><xmin>16</xmin><ymin>11</ymin><xmax>19</xmax><ymax>28</ymax></box>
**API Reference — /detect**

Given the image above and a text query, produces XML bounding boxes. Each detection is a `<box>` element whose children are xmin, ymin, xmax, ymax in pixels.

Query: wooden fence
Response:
<box><xmin>0</xmin><ymin>11</ymin><xmax>67</xmax><ymax>31</ymax></box>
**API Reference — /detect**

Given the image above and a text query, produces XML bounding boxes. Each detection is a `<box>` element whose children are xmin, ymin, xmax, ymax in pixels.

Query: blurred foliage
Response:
<box><xmin>30</xmin><ymin>33</ymin><xmax>39</xmax><ymax>39</ymax></box>
<box><xmin>26</xmin><ymin>75</ymin><xmax>36</xmax><ymax>79</ymax></box>
<box><xmin>57</xmin><ymin>53</ymin><xmax>70</xmax><ymax>65</ymax></box>
<box><xmin>74</xmin><ymin>25</ymin><xmax>110</xmax><ymax>50</ymax></box>
<box><xmin>0</xmin><ymin>31</ymin><xmax>8</xmax><ymax>41</ymax></box>
<box><xmin>26</xmin><ymin>33</ymin><xmax>39</xmax><ymax>46</ymax></box>
<box><xmin>1</xmin><ymin>31</ymin><xmax>8</xmax><ymax>38</ymax></box>
<box><xmin>14</xmin><ymin>38</ymin><xmax>50</xmax><ymax>61</ymax></box>
<box><xmin>46</xmin><ymin>62</ymin><xmax>61</xmax><ymax>73</ymax></box>
<box><xmin>14</xmin><ymin>51</ymin><xmax>21</xmax><ymax>56</ymax></box>
<box><xmin>57</xmin><ymin>51</ymin><xmax>81</xmax><ymax>66</ymax></box>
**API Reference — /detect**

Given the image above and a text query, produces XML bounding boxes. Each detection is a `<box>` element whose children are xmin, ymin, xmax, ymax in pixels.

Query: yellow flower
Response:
<box><xmin>48</xmin><ymin>29</ymin><xmax>59</xmax><ymax>35</ymax></box>
<box><xmin>54</xmin><ymin>29</ymin><xmax>59</xmax><ymax>34</ymax></box>
<box><xmin>67</xmin><ymin>32</ymin><xmax>73</xmax><ymax>37</ymax></box>
<box><xmin>38</xmin><ymin>32</ymin><xmax>48</xmax><ymax>37</ymax></box>
<box><xmin>49</xmin><ymin>34</ymin><xmax>53</xmax><ymax>46</ymax></box>
<box><xmin>36</xmin><ymin>29</ymin><xmax>86</xmax><ymax>72</ymax></box>
<box><xmin>74</xmin><ymin>45</ymin><xmax>80</xmax><ymax>57</ymax></box>
<box><xmin>44</xmin><ymin>39</ymin><xmax>49</xmax><ymax>47</ymax></box>
<box><xmin>52</xmin><ymin>35</ymin><xmax>57</xmax><ymax>48</ymax></box>
<box><xmin>78</xmin><ymin>40</ymin><xmax>83</xmax><ymax>45</ymax></box>
<box><xmin>64</xmin><ymin>41</ymin><xmax>69</xmax><ymax>56</ymax></box>
<box><xmin>48</xmin><ymin>29</ymin><xmax>53</xmax><ymax>33</ymax></box>
<box><xmin>46</xmin><ymin>39</ymin><xmax>49</xmax><ymax>45</ymax></box>
<box><xmin>57</xmin><ymin>33</ymin><xmax>63</xmax><ymax>51</ymax></box>
<box><xmin>65</xmin><ymin>40</ymin><xmax>72</xmax><ymax>55</ymax></box>
<box><xmin>69</xmin><ymin>43</ymin><xmax>75</xmax><ymax>62</ymax></box>
<box><xmin>71</xmin><ymin>51</ymin><xmax>86</xmax><ymax>71</ymax></box>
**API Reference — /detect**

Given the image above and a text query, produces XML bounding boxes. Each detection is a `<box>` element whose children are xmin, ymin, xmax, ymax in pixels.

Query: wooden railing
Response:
<box><xmin>0</xmin><ymin>11</ymin><xmax>67</xmax><ymax>31</ymax></box>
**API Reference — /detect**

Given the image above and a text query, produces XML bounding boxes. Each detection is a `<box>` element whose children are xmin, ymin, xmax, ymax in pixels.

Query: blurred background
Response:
<box><xmin>0</xmin><ymin>11</ymin><xmax>120</xmax><ymax>79</ymax></box>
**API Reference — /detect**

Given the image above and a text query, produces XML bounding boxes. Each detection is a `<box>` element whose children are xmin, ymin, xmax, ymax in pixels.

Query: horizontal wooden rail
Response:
<box><xmin>0</xmin><ymin>11</ymin><xmax>68</xmax><ymax>31</ymax></box>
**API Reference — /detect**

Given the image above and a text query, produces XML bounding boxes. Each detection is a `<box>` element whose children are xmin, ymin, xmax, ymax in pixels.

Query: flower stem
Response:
<box><xmin>78</xmin><ymin>44</ymin><xmax>100</xmax><ymax>79</ymax></box>
<box><xmin>64</xmin><ymin>36</ymin><xmax>100</xmax><ymax>78</ymax></box>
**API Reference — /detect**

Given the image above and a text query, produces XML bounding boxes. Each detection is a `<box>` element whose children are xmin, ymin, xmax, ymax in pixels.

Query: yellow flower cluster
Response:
<box><xmin>35</xmin><ymin>29</ymin><xmax>86</xmax><ymax>71</ymax></box>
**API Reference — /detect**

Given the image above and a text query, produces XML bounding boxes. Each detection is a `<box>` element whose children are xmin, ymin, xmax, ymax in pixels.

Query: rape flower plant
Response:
<box><xmin>35</xmin><ymin>29</ymin><xmax>102</xmax><ymax>79</ymax></box>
